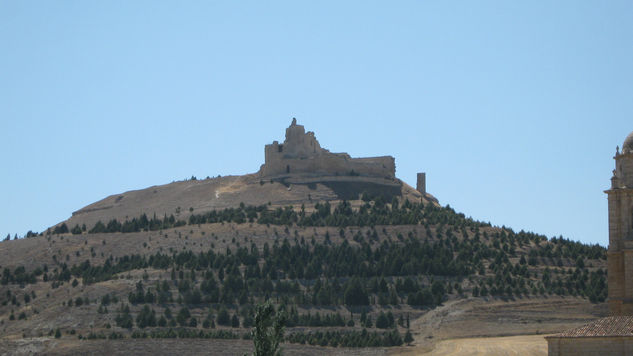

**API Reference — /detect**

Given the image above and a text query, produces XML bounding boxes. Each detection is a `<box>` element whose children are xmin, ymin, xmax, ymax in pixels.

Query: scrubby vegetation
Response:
<box><xmin>0</xmin><ymin>197</ymin><xmax>607</xmax><ymax>348</ymax></box>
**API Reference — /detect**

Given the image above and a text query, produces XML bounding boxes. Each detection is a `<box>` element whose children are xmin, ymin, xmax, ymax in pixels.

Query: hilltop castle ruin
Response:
<box><xmin>259</xmin><ymin>119</ymin><xmax>396</xmax><ymax>179</ymax></box>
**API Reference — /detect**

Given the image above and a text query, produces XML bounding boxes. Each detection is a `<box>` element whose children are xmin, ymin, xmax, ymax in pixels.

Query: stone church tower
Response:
<box><xmin>607</xmin><ymin>131</ymin><xmax>633</xmax><ymax>315</ymax></box>
<box><xmin>547</xmin><ymin>130</ymin><xmax>633</xmax><ymax>356</ymax></box>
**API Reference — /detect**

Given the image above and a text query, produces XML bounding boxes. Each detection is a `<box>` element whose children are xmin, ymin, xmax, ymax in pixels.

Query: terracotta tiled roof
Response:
<box><xmin>547</xmin><ymin>316</ymin><xmax>633</xmax><ymax>338</ymax></box>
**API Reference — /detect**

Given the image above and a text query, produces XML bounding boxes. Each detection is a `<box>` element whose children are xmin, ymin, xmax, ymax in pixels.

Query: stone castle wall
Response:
<box><xmin>259</xmin><ymin>119</ymin><xmax>395</xmax><ymax>179</ymax></box>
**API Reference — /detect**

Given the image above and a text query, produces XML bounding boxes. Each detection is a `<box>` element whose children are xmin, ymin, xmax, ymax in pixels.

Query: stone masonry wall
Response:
<box><xmin>260</xmin><ymin>151</ymin><xmax>395</xmax><ymax>178</ymax></box>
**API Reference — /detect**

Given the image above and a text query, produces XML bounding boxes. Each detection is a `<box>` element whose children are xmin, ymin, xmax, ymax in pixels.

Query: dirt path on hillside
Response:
<box><xmin>386</xmin><ymin>295</ymin><xmax>599</xmax><ymax>356</ymax></box>
<box><xmin>392</xmin><ymin>334</ymin><xmax>547</xmax><ymax>356</ymax></box>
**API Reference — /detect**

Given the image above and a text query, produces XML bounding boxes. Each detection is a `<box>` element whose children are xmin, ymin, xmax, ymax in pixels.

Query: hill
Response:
<box><xmin>0</xmin><ymin>121</ymin><xmax>608</xmax><ymax>355</ymax></box>
<box><xmin>0</xmin><ymin>195</ymin><xmax>607</xmax><ymax>355</ymax></box>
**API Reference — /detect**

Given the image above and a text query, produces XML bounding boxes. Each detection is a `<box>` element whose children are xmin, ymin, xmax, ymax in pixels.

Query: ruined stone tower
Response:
<box><xmin>607</xmin><ymin>131</ymin><xmax>633</xmax><ymax>315</ymax></box>
<box><xmin>416</xmin><ymin>173</ymin><xmax>426</xmax><ymax>194</ymax></box>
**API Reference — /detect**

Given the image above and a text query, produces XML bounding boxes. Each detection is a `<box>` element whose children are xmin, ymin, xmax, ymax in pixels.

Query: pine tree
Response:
<box><xmin>249</xmin><ymin>301</ymin><xmax>286</xmax><ymax>356</ymax></box>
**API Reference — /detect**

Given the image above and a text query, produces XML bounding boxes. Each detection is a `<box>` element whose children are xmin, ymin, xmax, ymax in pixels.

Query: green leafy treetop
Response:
<box><xmin>249</xmin><ymin>301</ymin><xmax>286</xmax><ymax>356</ymax></box>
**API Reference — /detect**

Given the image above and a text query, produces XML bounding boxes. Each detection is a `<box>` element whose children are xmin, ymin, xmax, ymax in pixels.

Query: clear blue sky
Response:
<box><xmin>1</xmin><ymin>1</ymin><xmax>632</xmax><ymax>245</ymax></box>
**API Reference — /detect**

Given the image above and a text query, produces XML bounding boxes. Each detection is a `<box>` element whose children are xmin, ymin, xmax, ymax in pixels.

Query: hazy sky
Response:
<box><xmin>1</xmin><ymin>1</ymin><xmax>632</xmax><ymax>245</ymax></box>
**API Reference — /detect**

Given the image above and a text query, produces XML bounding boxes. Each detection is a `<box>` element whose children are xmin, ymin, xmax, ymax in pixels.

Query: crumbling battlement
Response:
<box><xmin>259</xmin><ymin>119</ymin><xmax>396</xmax><ymax>178</ymax></box>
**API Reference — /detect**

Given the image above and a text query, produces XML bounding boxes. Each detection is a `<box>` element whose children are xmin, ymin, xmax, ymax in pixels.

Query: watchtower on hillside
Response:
<box><xmin>416</xmin><ymin>173</ymin><xmax>426</xmax><ymax>194</ymax></box>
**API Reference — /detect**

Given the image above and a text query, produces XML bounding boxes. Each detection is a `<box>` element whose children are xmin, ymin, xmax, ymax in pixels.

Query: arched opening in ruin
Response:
<box><xmin>286</xmin><ymin>165</ymin><xmax>290</xmax><ymax>174</ymax></box>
